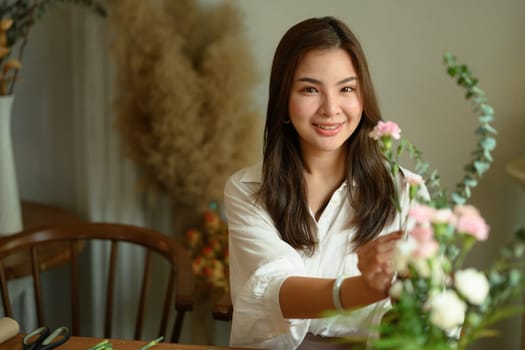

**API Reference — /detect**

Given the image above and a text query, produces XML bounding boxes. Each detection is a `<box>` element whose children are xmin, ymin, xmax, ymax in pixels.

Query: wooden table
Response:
<box><xmin>21</xmin><ymin>201</ymin><xmax>84</xmax><ymax>229</ymax></box>
<box><xmin>0</xmin><ymin>334</ymin><xmax>249</xmax><ymax>350</ymax></box>
<box><xmin>1</xmin><ymin>201</ymin><xmax>84</xmax><ymax>280</ymax></box>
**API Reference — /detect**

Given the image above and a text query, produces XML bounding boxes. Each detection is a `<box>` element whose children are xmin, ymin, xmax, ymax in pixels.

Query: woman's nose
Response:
<box><xmin>320</xmin><ymin>93</ymin><xmax>341</xmax><ymax>116</ymax></box>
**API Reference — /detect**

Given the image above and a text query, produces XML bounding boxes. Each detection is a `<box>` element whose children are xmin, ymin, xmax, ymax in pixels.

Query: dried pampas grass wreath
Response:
<box><xmin>107</xmin><ymin>0</ymin><xmax>261</xmax><ymax>213</ymax></box>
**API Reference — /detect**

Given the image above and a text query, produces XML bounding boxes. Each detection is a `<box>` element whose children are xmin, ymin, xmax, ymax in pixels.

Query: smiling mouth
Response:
<box><xmin>314</xmin><ymin>122</ymin><xmax>344</xmax><ymax>130</ymax></box>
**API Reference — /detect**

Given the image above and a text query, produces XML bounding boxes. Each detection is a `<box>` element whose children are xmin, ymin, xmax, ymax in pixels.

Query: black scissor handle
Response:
<box><xmin>40</xmin><ymin>326</ymin><xmax>71</xmax><ymax>350</ymax></box>
<box><xmin>23</xmin><ymin>326</ymin><xmax>50</xmax><ymax>350</ymax></box>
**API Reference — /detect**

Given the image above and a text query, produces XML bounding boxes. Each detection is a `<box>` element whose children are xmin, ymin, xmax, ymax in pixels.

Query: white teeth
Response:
<box><xmin>316</xmin><ymin>124</ymin><xmax>339</xmax><ymax>130</ymax></box>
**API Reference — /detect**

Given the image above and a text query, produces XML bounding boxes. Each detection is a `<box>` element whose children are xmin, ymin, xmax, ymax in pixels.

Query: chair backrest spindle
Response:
<box><xmin>160</xmin><ymin>268</ymin><xmax>175</xmax><ymax>336</ymax></box>
<box><xmin>135</xmin><ymin>249</ymin><xmax>152</xmax><ymax>339</ymax></box>
<box><xmin>30</xmin><ymin>247</ymin><xmax>45</xmax><ymax>326</ymax></box>
<box><xmin>104</xmin><ymin>240</ymin><xmax>119</xmax><ymax>338</ymax></box>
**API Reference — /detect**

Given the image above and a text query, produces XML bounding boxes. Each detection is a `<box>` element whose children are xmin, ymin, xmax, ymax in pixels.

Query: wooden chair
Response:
<box><xmin>212</xmin><ymin>291</ymin><xmax>233</xmax><ymax>322</ymax></box>
<box><xmin>0</xmin><ymin>223</ymin><xmax>194</xmax><ymax>342</ymax></box>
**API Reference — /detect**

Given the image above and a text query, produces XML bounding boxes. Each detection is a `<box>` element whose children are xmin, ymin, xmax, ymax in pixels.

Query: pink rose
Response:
<box><xmin>453</xmin><ymin>205</ymin><xmax>480</xmax><ymax>217</ymax></box>
<box><xmin>405</xmin><ymin>173</ymin><xmax>424</xmax><ymax>186</ymax></box>
<box><xmin>410</xmin><ymin>225</ymin><xmax>434</xmax><ymax>242</ymax></box>
<box><xmin>456</xmin><ymin>213</ymin><xmax>489</xmax><ymax>241</ymax></box>
<box><xmin>414</xmin><ymin>239</ymin><xmax>439</xmax><ymax>258</ymax></box>
<box><xmin>369</xmin><ymin>120</ymin><xmax>402</xmax><ymax>140</ymax></box>
<box><xmin>409</xmin><ymin>205</ymin><xmax>436</xmax><ymax>224</ymax></box>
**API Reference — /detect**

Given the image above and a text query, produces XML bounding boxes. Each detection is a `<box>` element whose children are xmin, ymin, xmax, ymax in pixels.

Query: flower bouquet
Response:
<box><xmin>366</xmin><ymin>54</ymin><xmax>525</xmax><ymax>350</ymax></box>
<box><xmin>183</xmin><ymin>203</ymin><xmax>230</xmax><ymax>301</ymax></box>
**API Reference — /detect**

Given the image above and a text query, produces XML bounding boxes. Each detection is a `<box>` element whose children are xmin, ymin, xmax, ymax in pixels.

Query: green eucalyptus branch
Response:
<box><xmin>392</xmin><ymin>53</ymin><xmax>497</xmax><ymax>210</ymax></box>
<box><xmin>443</xmin><ymin>53</ymin><xmax>497</xmax><ymax>206</ymax></box>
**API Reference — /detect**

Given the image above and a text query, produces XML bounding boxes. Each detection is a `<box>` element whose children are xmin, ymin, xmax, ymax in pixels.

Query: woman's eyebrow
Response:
<box><xmin>297</xmin><ymin>77</ymin><xmax>321</xmax><ymax>84</ymax></box>
<box><xmin>296</xmin><ymin>76</ymin><xmax>357</xmax><ymax>85</ymax></box>
<box><xmin>337</xmin><ymin>77</ymin><xmax>357</xmax><ymax>85</ymax></box>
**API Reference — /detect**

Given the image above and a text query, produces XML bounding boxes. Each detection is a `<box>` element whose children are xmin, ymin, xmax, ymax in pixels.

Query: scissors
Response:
<box><xmin>23</xmin><ymin>326</ymin><xmax>71</xmax><ymax>350</ymax></box>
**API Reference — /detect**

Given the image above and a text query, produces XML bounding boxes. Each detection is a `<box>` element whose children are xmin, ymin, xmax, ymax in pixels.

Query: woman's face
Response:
<box><xmin>288</xmin><ymin>48</ymin><xmax>363</xmax><ymax>159</ymax></box>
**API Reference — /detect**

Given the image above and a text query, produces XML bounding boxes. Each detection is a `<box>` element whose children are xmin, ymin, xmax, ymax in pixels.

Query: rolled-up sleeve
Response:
<box><xmin>224</xmin><ymin>166</ymin><xmax>310</xmax><ymax>349</ymax></box>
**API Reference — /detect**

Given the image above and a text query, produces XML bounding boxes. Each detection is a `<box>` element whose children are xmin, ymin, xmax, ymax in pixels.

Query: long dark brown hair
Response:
<box><xmin>257</xmin><ymin>16</ymin><xmax>396</xmax><ymax>254</ymax></box>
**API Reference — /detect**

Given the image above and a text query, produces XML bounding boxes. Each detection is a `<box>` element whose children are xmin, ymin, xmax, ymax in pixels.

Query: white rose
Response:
<box><xmin>455</xmin><ymin>268</ymin><xmax>490</xmax><ymax>305</ymax></box>
<box><xmin>412</xmin><ymin>258</ymin><xmax>431</xmax><ymax>278</ymax></box>
<box><xmin>389</xmin><ymin>280</ymin><xmax>404</xmax><ymax>299</ymax></box>
<box><xmin>427</xmin><ymin>290</ymin><xmax>466</xmax><ymax>331</ymax></box>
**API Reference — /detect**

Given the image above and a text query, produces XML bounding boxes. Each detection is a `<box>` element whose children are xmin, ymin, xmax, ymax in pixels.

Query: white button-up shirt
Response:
<box><xmin>224</xmin><ymin>162</ymin><xmax>416</xmax><ymax>349</ymax></box>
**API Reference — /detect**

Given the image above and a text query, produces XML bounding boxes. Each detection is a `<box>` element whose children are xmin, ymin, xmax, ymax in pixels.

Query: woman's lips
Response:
<box><xmin>313</xmin><ymin>122</ymin><xmax>345</xmax><ymax>135</ymax></box>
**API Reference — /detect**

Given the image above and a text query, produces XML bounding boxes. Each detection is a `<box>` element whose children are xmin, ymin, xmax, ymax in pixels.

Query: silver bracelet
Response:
<box><xmin>332</xmin><ymin>275</ymin><xmax>347</xmax><ymax>312</ymax></box>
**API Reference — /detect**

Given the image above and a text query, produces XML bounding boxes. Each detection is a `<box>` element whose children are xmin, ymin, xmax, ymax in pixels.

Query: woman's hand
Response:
<box><xmin>356</xmin><ymin>231</ymin><xmax>402</xmax><ymax>294</ymax></box>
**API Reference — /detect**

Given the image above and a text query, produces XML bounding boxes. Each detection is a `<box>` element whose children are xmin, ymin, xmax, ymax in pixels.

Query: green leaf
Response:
<box><xmin>443</xmin><ymin>52</ymin><xmax>455</xmax><ymax>62</ymax></box>
<box><xmin>480</xmin><ymin>104</ymin><xmax>495</xmax><ymax>115</ymax></box>
<box><xmin>484</xmin><ymin>151</ymin><xmax>493</xmax><ymax>162</ymax></box>
<box><xmin>473</xmin><ymin>96</ymin><xmax>488</xmax><ymax>105</ymax></box>
<box><xmin>451</xmin><ymin>192</ymin><xmax>466</xmax><ymax>205</ymax></box>
<box><xmin>484</xmin><ymin>124</ymin><xmax>498</xmax><ymax>135</ymax></box>
<box><xmin>472</xmin><ymin>328</ymin><xmax>500</xmax><ymax>339</ymax></box>
<box><xmin>483</xmin><ymin>305</ymin><xmax>525</xmax><ymax>326</ymax></box>
<box><xmin>470</xmin><ymin>86</ymin><xmax>485</xmax><ymax>96</ymax></box>
<box><xmin>480</xmin><ymin>137</ymin><xmax>497</xmax><ymax>151</ymax></box>
<box><xmin>509</xmin><ymin>269</ymin><xmax>521</xmax><ymax>285</ymax></box>
<box><xmin>479</xmin><ymin>114</ymin><xmax>495</xmax><ymax>123</ymax></box>
<box><xmin>474</xmin><ymin>160</ymin><xmax>490</xmax><ymax>175</ymax></box>
<box><xmin>463</xmin><ymin>177</ymin><xmax>478</xmax><ymax>187</ymax></box>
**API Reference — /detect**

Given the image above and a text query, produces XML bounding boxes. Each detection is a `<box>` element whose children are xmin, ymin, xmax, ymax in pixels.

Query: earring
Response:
<box><xmin>283</xmin><ymin>119</ymin><xmax>290</xmax><ymax>124</ymax></box>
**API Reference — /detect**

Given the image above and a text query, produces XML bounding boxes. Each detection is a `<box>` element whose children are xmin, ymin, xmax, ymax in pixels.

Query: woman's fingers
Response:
<box><xmin>357</xmin><ymin>230</ymin><xmax>403</xmax><ymax>276</ymax></box>
<box><xmin>363</xmin><ymin>267</ymin><xmax>393</xmax><ymax>294</ymax></box>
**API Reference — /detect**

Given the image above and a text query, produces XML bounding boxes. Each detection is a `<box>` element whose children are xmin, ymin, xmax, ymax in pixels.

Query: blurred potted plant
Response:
<box><xmin>1</xmin><ymin>0</ymin><xmax>106</xmax><ymax>95</ymax></box>
<box><xmin>183</xmin><ymin>202</ymin><xmax>229</xmax><ymax>343</ymax></box>
<box><xmin>0</xmin><ymin>0</ymin><xmax>105</xmax><ymax>235</ymax></box>
<box><xmin>183</xmin><ymin>202</ymin><xmax>229</xmax><ymax>301</ymax></box>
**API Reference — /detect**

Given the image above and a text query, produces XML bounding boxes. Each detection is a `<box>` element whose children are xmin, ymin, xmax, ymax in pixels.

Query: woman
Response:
<box><xmin>224</xmin><ymin>16</ymin><xmax>416</xmax><ymax>349</ymax></box>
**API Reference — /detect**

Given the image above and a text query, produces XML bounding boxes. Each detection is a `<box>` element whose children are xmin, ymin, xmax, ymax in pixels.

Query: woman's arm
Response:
<box><xmin>279</xmin><ymin>275</ymin><xmax>387</xmax><ymax>318</ymax></box>
<box><xmin>279</xmin><ymin>231</ymin><xmax>401</xmax><ymax>319</ymax></box>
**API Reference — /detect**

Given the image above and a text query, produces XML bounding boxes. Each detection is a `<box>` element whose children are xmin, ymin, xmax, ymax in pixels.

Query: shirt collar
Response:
<box><xmin>240</xmin><ymin>161</ymin><xmax>352</xmax><ymax>189</ymax></box>
<box><xmin>240</xmin><ymin>162</ymin><xmax>263</xmax><ymax>183</ymax></box>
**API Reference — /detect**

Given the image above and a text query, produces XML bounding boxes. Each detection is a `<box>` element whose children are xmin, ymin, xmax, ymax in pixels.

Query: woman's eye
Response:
<box><xmin>341</xmin><ymin>86</ymin><xmax>355</xmax><ymax>93</ymax></box>
<box><xmin>302</xmin><ymin>86</ymin><xmax>318</xmax><ymax>93</ymax></box>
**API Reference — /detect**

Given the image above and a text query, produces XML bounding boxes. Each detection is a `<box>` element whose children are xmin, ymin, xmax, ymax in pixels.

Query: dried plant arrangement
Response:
<box><xmin>108</xmin><ymin>0</ymin><xmax>261</xmax><ymax>214</ymax></box>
